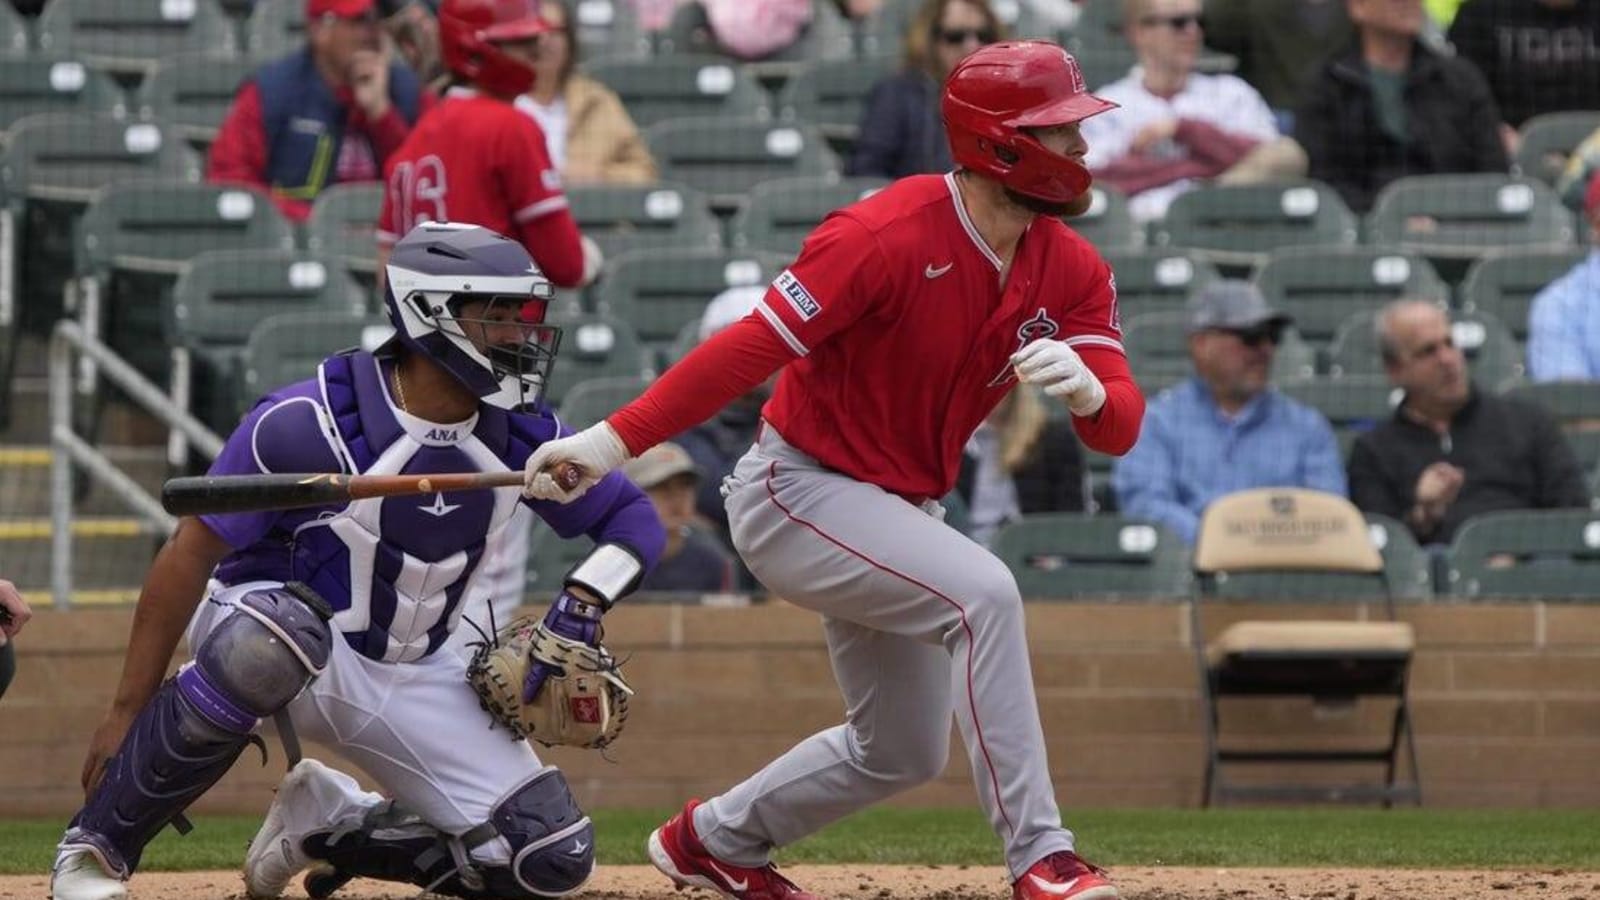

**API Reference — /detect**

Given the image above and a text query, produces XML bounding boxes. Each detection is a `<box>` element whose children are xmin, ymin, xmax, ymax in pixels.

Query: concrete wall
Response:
<box><xmin>4</xmin><ymin>600</ymin><xmax>1598</xmax><ymax>818</ymax></box>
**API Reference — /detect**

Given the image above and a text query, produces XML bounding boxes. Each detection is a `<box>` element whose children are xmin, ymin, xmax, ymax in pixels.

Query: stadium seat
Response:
<box><xmin>1121</xmin><ymin>309</ymin><xmax>1317</xmax><ymax>390</ymax></box>
<box><xmin>243</xmin><ymin>0</ymin><xmax>303</xmax><ymax>58</ymax></box>
<box><xmin>587</xmin><ymin>55</ymin><xmax>770</xmax><ymax>130</ymax></box>
<box><xmin>991</xmin><ymin>513</ymin><xmax>1190</xmax><ymax>599</ymax></box>
<box><xmin>134</xmin><ymin>54</ymin><xmax>255</xmax><ymax>155</ymax></box>
<box><xmin>169</xmin><ymin>249</ymin><xmax>366</xmax><ymax>429</ymax></box>
<box><xmin>1456</xmin><ymin>245</ymin><xmax>1588</xmax><ymax>345</ymax></box>
<box><xmin>1514</xmin><ymin>111</ymin><xmax>1600</xmax><ymax>188</ymax></box>
<box><xmin>541</xmin><ymin>312</ymin><xmax>653</xmax><ymax>408</ymax></box>
<box><xmin>241</xmin><ymin>309</ymin><xmax>390</xmax><ymax>407</ymax></box>
<box><xmin>554</xmin><ymin>373</ymin><xmax>652</xmax><ymax>430</ymax></box>
<box><xmin>1445</xmin><ymin>509</ymin><xmax>1600</xmax><ymax>599</ymax></box>
<box><xmin>1063</xmin><ymin>41</ymin><xmax>1137</xmax><ymax>91</ymax></box>
<box><xmin>594</xmin><ymin>247</ymin><xmax>789</xmax><ymax>358</ymax></box>
<box><xmin>1253</xmin><ymin>246</ymin><xmax>1449</xmax><ymax>356</ymax></box>
<box><xmin>1278</xmin><ymin>375</ymin><xmax>1399</xmax><ymax>461</ymax></box>
<box><xmin>775</xmin><ymin>55</ymin><xmax>894</xmax><ymax>145</ymax></box>
<box><xmin>304</xmin><ymin>181</ymin><xmax>384</xmax><ymax>299</ymax></box>
<box><xmin>566</xmin><ymin>180</ymin><xmax>721</xmax><ymax>261</ymax></box>
<box><xmin>730</xmin><ymin>174</ymin><xmax>887</xmax><ymax>255</ymax></box>
<box><xmin>1503</xmin><ymin>381</ymin><xmax>1600</xmax><ymax>496</ymax></box>
<box><xmin>1325</xmin><ymin>306</ymin><xmax>1522</xmax><ymax>384</ymax></box>
<box><xmin>1364</xmin><ymin>174</ymin><xmax>1576</xmax><ymax>282</ymax></box>
<box><xmin>1064</xmin><ymin>185</ymin><xmax>1139</xmax><ymax>251</ymax></box>
<box><xmin>74</xmin><ymin>180</ymin><xmax>296</xmax><ymax>388</ymax></box>
<box><xmin>1364</xmin><ymin>513</ymin><xmax>1434</xmax><ymax>599</ymax></box>
<box><xmin>1150</xmin><ymin>180</ymin><xmax>1360</xmax><ymax>271</ymax></box>
<box><xmin>1191</xmin><ymin>487</ymin><xmax>1421</xmax><ymax>807</ymax></box>
<box><xmin>0</xmin><ymin>1</ymin><xmax>28</xmax><ymax>58</ymax></box>
<box><xmin>644</xmin><ymin>117</ymin><xmax>839</xmax><ymax>206</ymax></box>
<box><xmin>1097</xmin><ymin>248</ymin><xmax>1218</xmax><ymax>314</ymax></box>
<box><xmin>36</xmin><ymin>0</ymin><xmax>238</xmax><ymax>81</ymax></box>
<box><xmin>0</xmin><ymin>57</ymin><xmax>126</xmax><ymax>136</ymax></box>
<box><xmin>570</xmin><ymin>0</ymin><xmax>648</xmax><ymax>60</ymax></box>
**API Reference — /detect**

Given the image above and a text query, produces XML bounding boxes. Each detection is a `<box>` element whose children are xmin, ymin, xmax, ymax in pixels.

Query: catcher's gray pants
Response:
<box><xmin>188</xmin><ymin>581</ymin><xmax>546</xmax><ymax>867</ymax></box>
<box><xmin>693</xmin><ymin>427</ymin><xmax>1076</xmax><ymax>879</ymax></box>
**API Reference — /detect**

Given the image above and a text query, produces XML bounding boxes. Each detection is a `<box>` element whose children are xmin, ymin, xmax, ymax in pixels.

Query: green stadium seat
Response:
<box><xmin>1514</xmin><ymin>111</ymin><xmax>1600</xmax><ymax>188</ymax></box>
<box><xmin>588</xmin><ymin>55</ymin><xmax>770</xmax><ymax>130</ymax></box>
<box><xmin>1445</xmin><ymin>509</ymin><xmax>1600</xmax><ymax>599</ymax></box>
<box><xmin>0</xmin><ymin>57</ymin><xmax>126</xmax><ymax>136</ymax></box>
<box><xmin>1278</xmin><ymin>374</ymin><xmax>1399</xmax><ymax>461</ymax></box>
<box><xmin>1253</xmin><ymin>246</ymin><xmax>1449</xmax><ymax>356</ymax></box>
<box><xmin>1064</xmin><ymin>185</ymin><xmax>1139</xmax><ymax>251</ymax></box>
<box><xmin>1364</xmin><ymin>174</ymin><xmax>1576</xmax><ymax>282</ymax></box>
<box><xmin>528</xmin><ymin>526</ymin><xmax>592</xmax><ymax>592</ymax></box>
<box><xmin>991</xmin><ymin>513</ymin><xmax>1191</xmax><ymax>599</ymax></box>
<box><xmin>554</xmin><ymin>373</ymin><xmax>652</xmax><ymax>430</ymax></box>
<box><xmin>644</xmin><ymin>117</ymin><xmax>839</xmax><ymax>207</ymax></box>
<box><xmin>1364</xmin><ymin>513</ymin><xmax>1434</xmax><ymax>599</ymax></box>
<box><xmin>594</xmin><ymin>247</ymin><xmax>789</xmax><ymax>356</ymax></box>
<box><xmin>134</xmin><ymin>54</ymin><xmax>254</xmax><ymax>155</ymax></box>
<box><xmin>567</xmin><ymin>181</ymin><xmax>721</xmax><ymax>261</ymax></box>
<box><xmin>0</xmin><ymin>1</ymin><xmax>29</xmax><ymax>58</ymax></box>
<box><xmin>1061</xmin><ymin>41</ymin><xmax>1136</xmax><ymax>91</ymax></box>
<box><xmin>570</xmin><ymin>0</ymin><xmax>647</xmax><ymax>60</ymax></box>
<box><xmin>775</xmin><ymin>55</ymin><xmax>893</xmax><ymax>145</ymax></box>
<box><xmin>1150</xmin><ymin>180</ymin><xmax>1360</xmax><ymax>271</ymax></box>
<box><xmin>243</xmin><ymin>0</ymin><xmax>303</xmax><ymax>58</ymax></box>
<box><xmin>730</xmin><ymin>174</ymin><xmax>887</xmax><ymax>255</ymax></box>
<box><xmin>1456</xmin><ymin>245</ymin><xmax>1588</xmax><ymax>345</ymax></box>
<box><xmin>1121</xmin><ymin>309</ymin><xmax>1317</xmax><ymax>391</ymax></box>
<box><xmin>304</xmin><ymin>181</ymin><xmax>384</xmax><ymax>299</ymax></box>
<box><xmin>1503</xmin><ymin>381</ymin><xmax>1600</xmax><ymax>497</ymax></box>
<box><xmin>36</xmin><ymin>0</ymin><xmax>238</xmax><ymax>81</ymax></box>
<box><xmin>241</xmin><ymin>309</ymin><xmax>391</xmax><ymax>406</ymax></box>
<box><xmin>541</xmin><ymin>312</ymin><xmax>653</xmax><ymax>408</ymax></box>
<box><xmin>1098</xmin><ymin>248</ymin><xmax>1218</xmax><ymax>315</ymax></box>
<box><xmin>1325</xmin><ymin>307</ymin><xmax>1522</xmax><ymax>384</ymax></box>
<box><xmin>169</xmin><ymin>249</ymin><xmax>366</xmax><ymax>429</ymax></box>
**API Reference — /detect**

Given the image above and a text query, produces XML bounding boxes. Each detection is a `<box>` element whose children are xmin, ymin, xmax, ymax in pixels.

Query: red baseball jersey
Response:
<box><xmin>377</xmin><ymin>90</ymin><xmax>567</xmax><ymax>247</ymax></box>
<box><xmin>757</xmin><ymin>172</ymin><xmax>1124</xmax><ymax>500</ymax></box>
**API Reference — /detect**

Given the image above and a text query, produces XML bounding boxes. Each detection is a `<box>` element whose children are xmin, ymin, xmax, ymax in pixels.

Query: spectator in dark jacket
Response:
<box><xmin>1446</xmin><ymin>0</ymin><xmax>1600</xmax><ymax>130</ymax></box>
<box><xmin>846</xmin><ymin>0</ymin><xmax>1002</xmax><ymax>179</ymax></box>
<box><xmin>1348</xmin><ymin>299</ymin><xmax>1590</xmax><ymax>545</ymax></box>
<box><xmin>208</xmin><ymin>0</ymin><xmax>436</xmax><ymax>221</ymax></box>
<box><xmin>623</xmin><ymin>443</ymin><xmax>737</xmax><ymax>594</ymax></box>
<box><xmin>1296</xmin><ymin>0</ymin><xmax>1508</xmax><ymax>213</ymax></box>
<box><xmin>956</xmin><ymin>384</ymin><xmax>1085</xmax><ymax>548</ymax></box>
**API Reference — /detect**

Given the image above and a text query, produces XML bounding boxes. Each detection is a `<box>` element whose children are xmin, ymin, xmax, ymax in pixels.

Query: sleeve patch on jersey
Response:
<box><xmin>773</xmin><ymin>269</ymin><xmax>820</xmax><ymax>321</ymax></box>
<box><xmin>541</xmin><ymin>168</ymin><xmax>563</xmax><ymax>191</ymax></box>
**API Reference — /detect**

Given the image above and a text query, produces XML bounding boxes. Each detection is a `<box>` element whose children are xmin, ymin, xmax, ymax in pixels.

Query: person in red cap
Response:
<box><xmin>1527</xmin><ymin>170</ymin><xmax>1600</xmax><ymax>382</ymax></box>
<box><xmin>523</xmin><ymin>40</ymin><xmax>1141</xmax><ymax>900</ymax></box>
<box><xmin>208</xmin><ymin>0</ymin><xmax>437</xmax><ymax>222</ymax></box>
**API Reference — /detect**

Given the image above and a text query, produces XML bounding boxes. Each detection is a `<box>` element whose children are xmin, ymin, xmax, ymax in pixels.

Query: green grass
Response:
<box><xmin>6</xmin><ymin>808</ymin><xmax>1600</xmax><ymax>876</ymax></box>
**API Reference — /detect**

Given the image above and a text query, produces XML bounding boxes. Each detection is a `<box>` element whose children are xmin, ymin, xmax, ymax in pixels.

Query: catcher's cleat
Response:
<box><xmin>647</xmin><ymin>799</ymin><xmax>821</xmax><ymax>900</ymax></box>
<box><xmin>303</xmin><ymin>863</ymin><xmax>354</xmax><ymax>899</ymax></box>
<box><xmin>244</xmin><ymin>759</ymin><xmax>381</xmax><ymax>899</ymax></box>
<box><xmin>49</xmin><ymin>848</ymin><xmax>127</xmax><ymax>900</ymax></box>
<box><xmin>1011</xmin><ymin>851</ymin><xmax>1119</xmax><ymax>900</ymax></box>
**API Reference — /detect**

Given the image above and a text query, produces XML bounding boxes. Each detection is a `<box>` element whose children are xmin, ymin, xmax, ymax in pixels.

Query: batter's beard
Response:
<box><xmin>1004</xmin><ymin>187</ymin><xmax>1094</xmax><ymax>218</ymax></box>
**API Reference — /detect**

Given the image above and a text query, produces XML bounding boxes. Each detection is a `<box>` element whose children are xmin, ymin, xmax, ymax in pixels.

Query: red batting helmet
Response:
<box><xmin>942</xmin><ymin>41</ymin><xmax>1117</xmax><ymax>203</ymax></box>
<box><xmin>438</xmin><ymin>0</ymin><xmax>549</xmax><ymax>98</ymax></box>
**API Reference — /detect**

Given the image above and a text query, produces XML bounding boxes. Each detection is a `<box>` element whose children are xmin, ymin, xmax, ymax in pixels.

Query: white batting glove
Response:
<box><xmin>1011</xmin><ymin>339</ymin><xmax>1106</xmax><ymax>417</ymax></box>
<box><xmin>523</xmin><ymin>421</ymin><xmax>630</xmax><ymax>503</ymax></box>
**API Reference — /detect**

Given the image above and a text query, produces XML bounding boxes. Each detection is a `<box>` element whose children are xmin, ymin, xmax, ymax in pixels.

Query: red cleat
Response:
<box><xmin>1012</xmin><ymin>851</ymin><xmax>1120</xmax><ymax>899</ymax></box>
<box><xmin>647</xmin><ymin>799</ymin><xmax>821</xmax><ymax>899</ymax></box>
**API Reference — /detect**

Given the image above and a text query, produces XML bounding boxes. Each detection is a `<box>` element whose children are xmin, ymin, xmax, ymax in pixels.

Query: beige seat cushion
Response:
<box><xmin>1206</xmin><ymin>620</ymin><xmax>1415</xmax><ymax>668</ymax></box>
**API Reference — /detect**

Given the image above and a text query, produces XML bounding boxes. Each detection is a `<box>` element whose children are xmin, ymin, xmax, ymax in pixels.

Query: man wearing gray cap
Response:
<box><xmin>1112</xmin><ymin>280</ymin><xmax>1345</xmax><ymax>543</ymax></box>
<box><xmin>623</xmin><ymin>443</ymin><xmax>737</xmax><ymax>594</ymax></box>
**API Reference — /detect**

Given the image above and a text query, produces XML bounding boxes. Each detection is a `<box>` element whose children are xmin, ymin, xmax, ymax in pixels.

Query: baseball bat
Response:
<box><xmin>161</xmin><ymin>464</ymin><xmax>584</xmax><ymax>516</ymax></box>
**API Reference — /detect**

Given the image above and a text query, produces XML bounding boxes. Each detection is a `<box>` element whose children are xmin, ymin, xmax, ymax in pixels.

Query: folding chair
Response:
<box><xmin>36</xmin><ymin>0</ymin><xmax>238</xmax><ymax>81</ymax></box>
<box><xmin>1445</xmin><ymin>509</ymin><xmax>1600</xmax><ymax>599</ymax></box>
<box><xmin>730</xmin><ymin>174</ymin><xmax>887</xmax><ymax>255</ymax></box>
<box><xmin>1192</xmin><ymin>487</ymin><xmax>1421</xmax><ymax>807</ymax></box>
<box><xmin>1150</xmin><ymin>180</ymin><xmax>1359</xmax><ymax>272</ymax></box>
<box><xmin>991</xmin><ymin>514</ymin><xmax>1190</xmax><ymax>599</ymax></box>
<box><xmin>1457</xmin><ymin>246</ymin><xmax>1588</xmax><ymax>345</ymax></box>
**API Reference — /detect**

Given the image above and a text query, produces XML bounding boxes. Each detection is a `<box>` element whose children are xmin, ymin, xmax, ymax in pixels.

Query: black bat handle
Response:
<box><xmin>161</xmin><ymin>474</ymin><xmax>349</xmax><ymax>516</ymax></box>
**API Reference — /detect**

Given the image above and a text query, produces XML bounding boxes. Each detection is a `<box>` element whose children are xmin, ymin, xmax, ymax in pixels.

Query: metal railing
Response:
<box><xmin>48</xmin><ymin>319</ymin><xmax>223</xmax><ymax>609</ymax></box>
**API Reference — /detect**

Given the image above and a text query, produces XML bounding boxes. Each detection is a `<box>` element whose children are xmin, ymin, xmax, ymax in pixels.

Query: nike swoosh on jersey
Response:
<box><xmin>1026</xmin><ymin>873</ymin><xmax>1082</xmax><ymax>896</ymax></box>
<box><xmin>924</xmin><ymin>261</ymin><xmax>954</xmax><ymax>279</ymax></box>
<box><xmin>705</xmin><ymin>859</ymin><xmax>750</xmax><ymax>892</ymax></box>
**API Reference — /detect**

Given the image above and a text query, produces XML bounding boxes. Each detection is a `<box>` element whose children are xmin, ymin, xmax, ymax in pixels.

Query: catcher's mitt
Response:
<box><xmin>466</xmin><ymin>615</ymin><xmax>633</xmax><ymax>749</ymax></box>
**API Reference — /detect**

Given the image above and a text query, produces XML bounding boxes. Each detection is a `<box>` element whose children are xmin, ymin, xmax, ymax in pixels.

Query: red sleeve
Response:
<box><xmin>514</xmin><ymin>210</ymin><xmax>585</xmax><ymax>287</ymax></box>
<box><xmin>608</xmin><ymin>317</ymin><xmax>792</xmax><ymax>455</ymax></box>
<box><xmin>500</xmin><ymin>114</ymin><xmax>584</xmax><ymax>285</ymax></box>
<box><xmin>207</xmin><ymin>82</ymin><xmax>269</xmax><ymax>192</ymax></box>
<box><xmin>1072</xmin><ymin>346</ymin><xmax>1144</xmax><ymax>455</ymax></box>
<box><xmin>1058</xmin><ymin>251</ymin><xmax>1126</xmax><ymax>356</ymax></box>
<box><xmin>749</xmin><ymin>214</ymin><xmax>887</xmax><ymax>356</ymax></box>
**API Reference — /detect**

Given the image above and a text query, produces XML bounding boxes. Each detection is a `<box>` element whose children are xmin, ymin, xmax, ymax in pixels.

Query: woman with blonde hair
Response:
<box><xmin>847</xmin><ymin>0</ymin><xmax>1003</xmax><ymax>179</ymax></box>
<box><xmin>956</xmin><ymin>384</ymin><xmax>1086</xmax><ymax>548</ymax></box>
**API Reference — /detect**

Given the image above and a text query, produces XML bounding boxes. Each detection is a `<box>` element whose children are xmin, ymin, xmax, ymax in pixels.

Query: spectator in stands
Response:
<box><xmin>382</xmin><ymin>0</ymin><xmax>445</xmax><ymax>88</ymax></box>
<box><xmin>1349</xmin><ymin>299</ymin><xmax>1591</xmax><ymax>544</ymax></box>
<box><xmin>1081</xmin><ymin>0</ymin><xmax>1307</xmax><ymax>223</ymax></box>
<box><xmin>0</xmin><ymin>578</ymin><xmax>32</xmax><ymax>702</ymax></box>
<box><xmin>1202</xmin><ymin>0</ymin><xmax>1353</xmax><ymax>129</ymax></box>
<box><xmin>1113</xmin><ymin>281</ymin><xmax>1346</xmax><ymax>544</ymax></box>
<box><xmin>521</xmin><ymin>0</ymin><xmax>658</xmax><ymax>185</ymax></box>
<box><xmin>956</xmin><ymin>385</ymin><xmax>1085</xmax><ymax>549</ymax></box>
<box><xmin>847</xmin><ymin>0</ymin><xmax>1002</xmax><ymax>180</ymax></box>
<box><xmin>695</xmin><ymin>0</ymin><xmax>814</xmax><ymax>60</ymax></box>
<box><xmin>624</xmin><ymin>443</ymin><xmax>737</xmax><ymax>593</ymax></box>
<box><xmin>1527</xmin><ymin>173</ymin><xmax>1600</xmax><ymax>382</ymax></box>
<box><xmin>208</xmin><ymin>0</ymin><xmax>435</xmax><ymax>222</ymax></box>
<box><xmin>1446</xmin><ymin>0</ymin><xmax>1600</xmax><ymax>131</ymax></box>
<box><xmin>1296</xmin><ymin>0</ymin><xmax>1507</xmax><ymax>213</ymax></box>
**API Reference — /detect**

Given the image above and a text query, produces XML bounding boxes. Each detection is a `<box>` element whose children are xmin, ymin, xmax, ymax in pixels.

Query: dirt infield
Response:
<box><xmin>4</xmin><ymin>865</ymin><xmax>1595</xmax><ymax>899</ymax></box>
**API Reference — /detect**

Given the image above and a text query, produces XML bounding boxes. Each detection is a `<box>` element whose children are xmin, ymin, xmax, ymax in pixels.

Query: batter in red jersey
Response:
<box><xmin>376</xmin><ymin>0</ymin><xmax>597</xmax><ymax>289</ymax></box>
<box><xmin>526</xmin><ymin>42</ymin><xmax>1141</xmax><ymax>900</ymax></box>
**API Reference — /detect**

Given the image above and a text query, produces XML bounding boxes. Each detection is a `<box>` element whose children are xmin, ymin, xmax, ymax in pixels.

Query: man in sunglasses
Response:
<box><xmin>1079</xmin><ymin>0</ymin><xmax>1306</xmax><ymax>222</ymax></box>
<box><xmin>1114</xmin><ymin>280</ymin><xmax>1346</xmax><ymax>543</ymax></box>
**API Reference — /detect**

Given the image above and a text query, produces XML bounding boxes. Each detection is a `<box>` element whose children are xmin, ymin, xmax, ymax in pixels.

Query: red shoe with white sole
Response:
<box><xmin>647</xmin><ymin>799</ymin><xmax>821</xmax><ymax>899</ymax></box>
<box><xmin>1012</xmin><ymin>850</ymin><xmax>1119</xmax><ymax>899</ymax></box>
